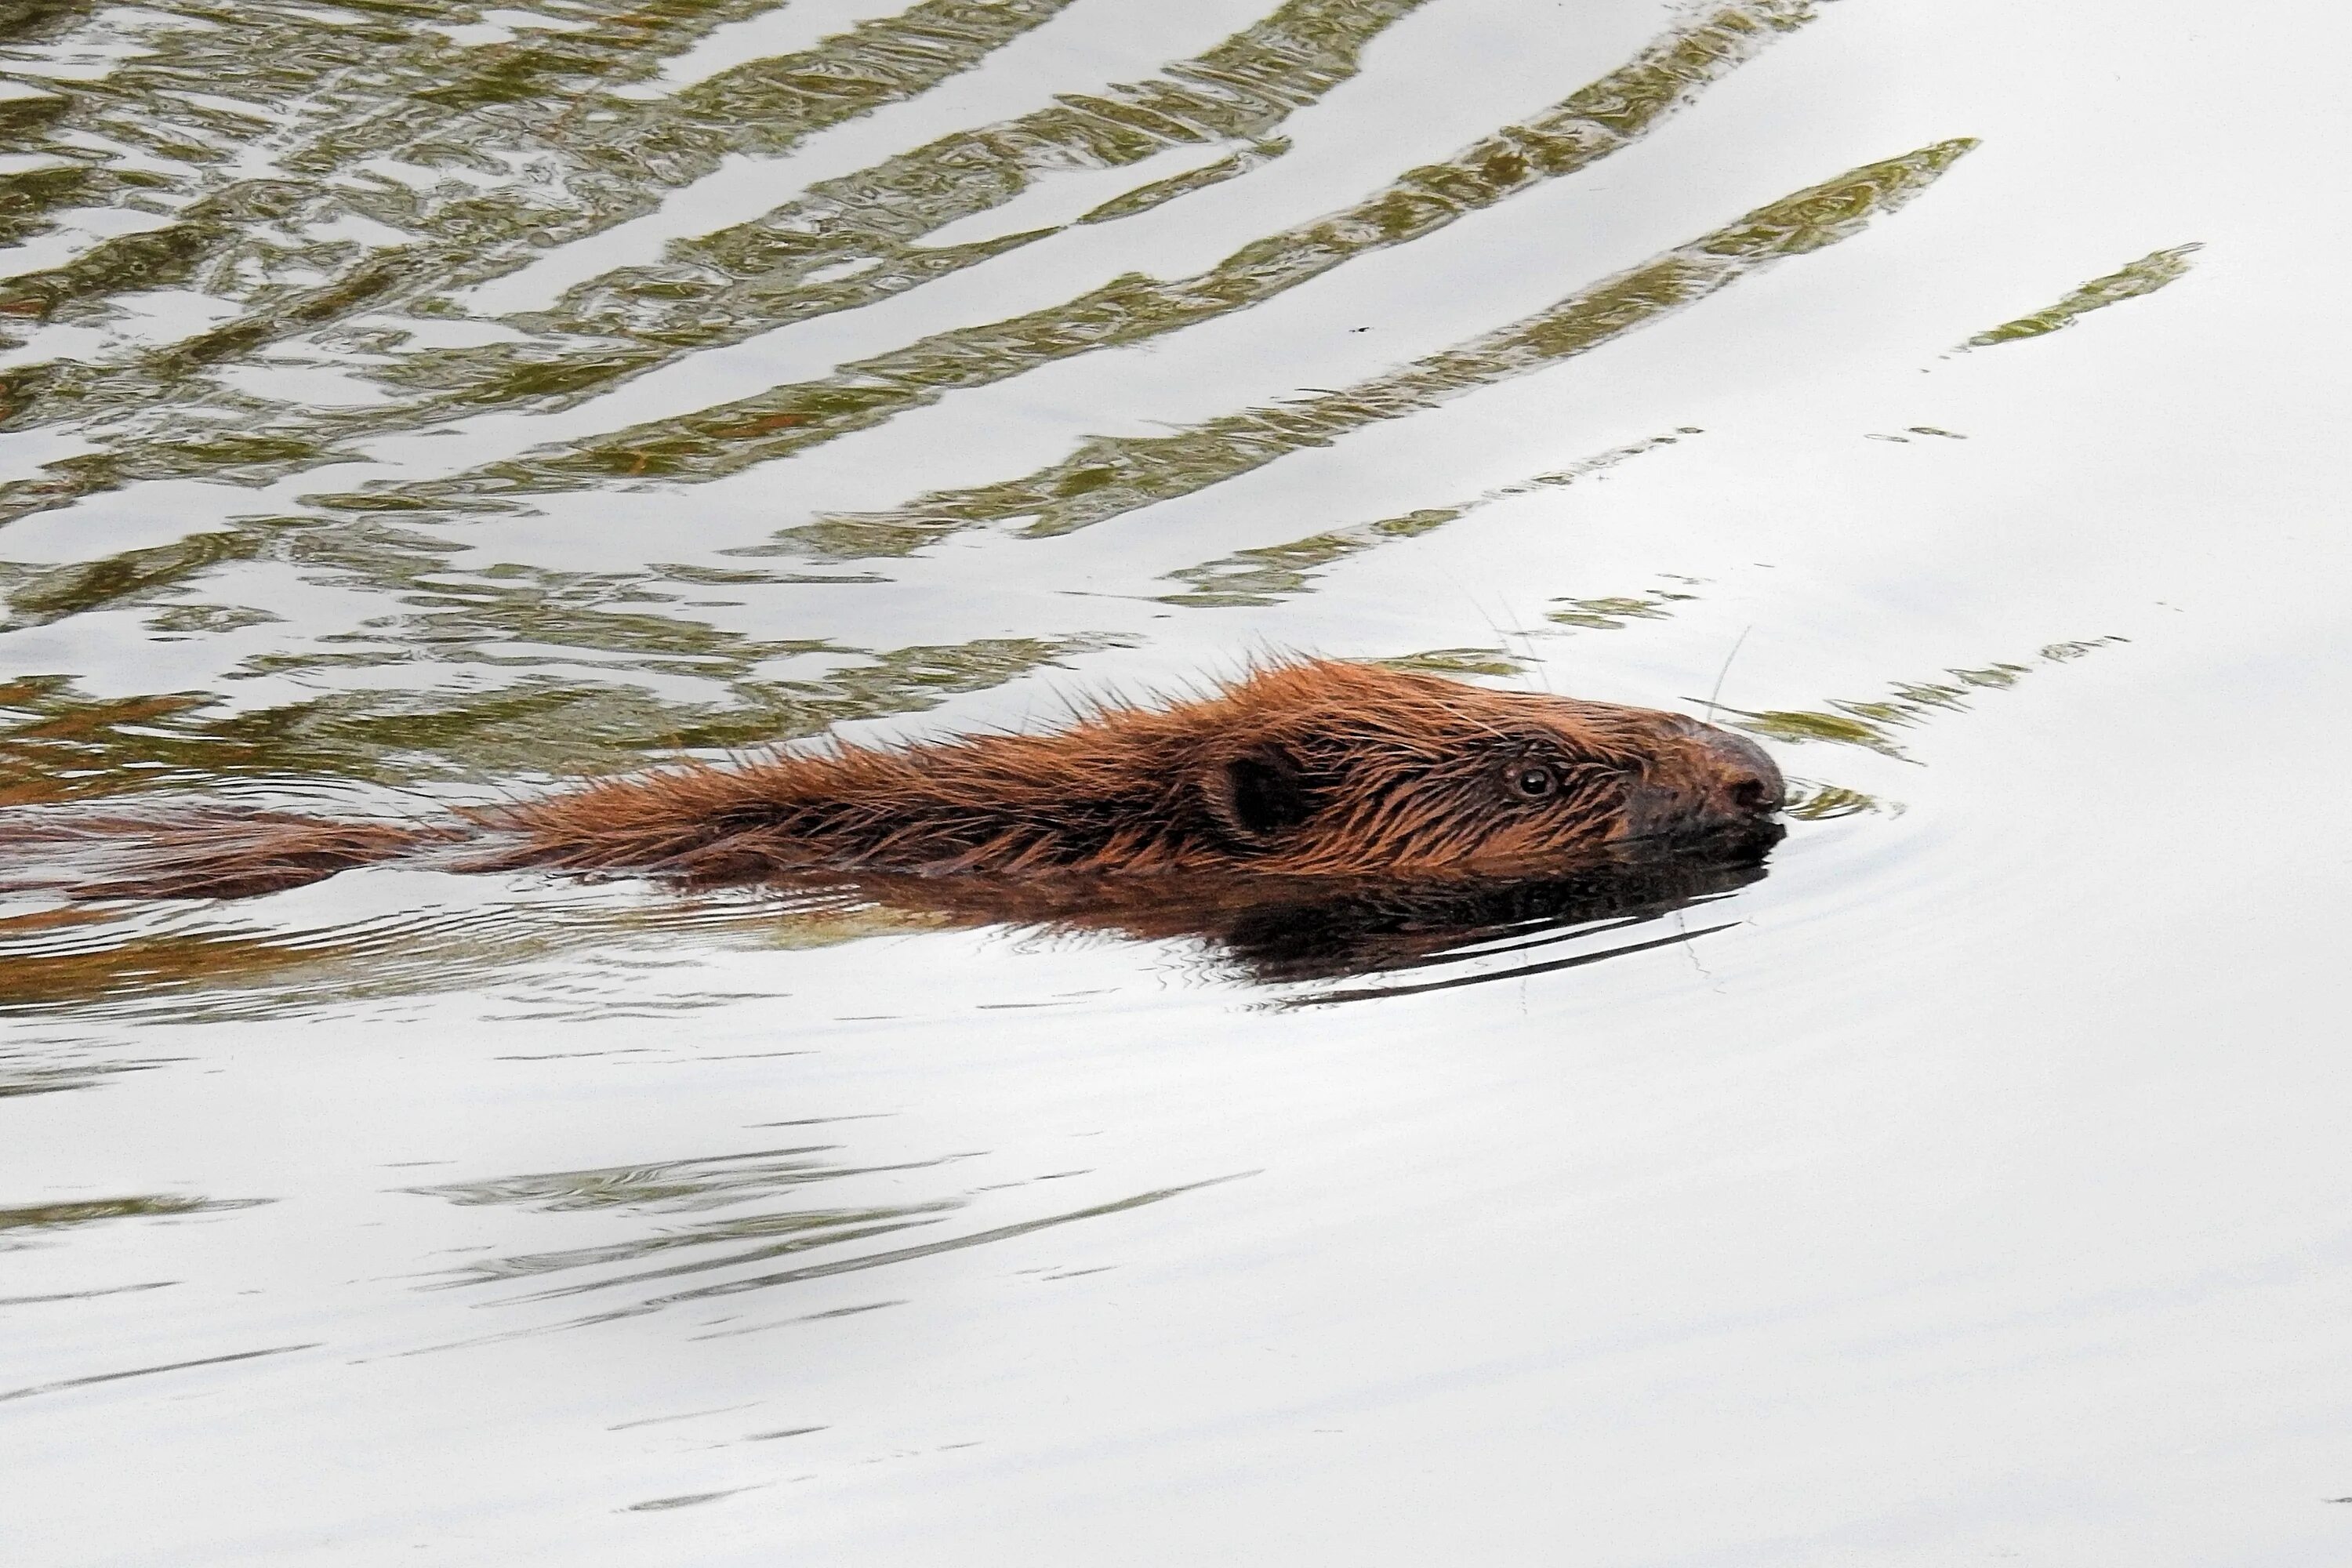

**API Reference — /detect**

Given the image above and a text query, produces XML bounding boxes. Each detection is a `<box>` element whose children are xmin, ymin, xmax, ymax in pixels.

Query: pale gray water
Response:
<box><xmin>2</xmin><ymin>1</ymin><xmax>2349</xmax><ymax>1562</ymax></box>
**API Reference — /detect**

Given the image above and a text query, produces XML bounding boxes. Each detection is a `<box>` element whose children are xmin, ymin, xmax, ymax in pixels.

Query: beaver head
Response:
<box><xmin>1174</xmin><ymin>661</ymin><xmax>1783</xmax><ymax>878</ymax></box>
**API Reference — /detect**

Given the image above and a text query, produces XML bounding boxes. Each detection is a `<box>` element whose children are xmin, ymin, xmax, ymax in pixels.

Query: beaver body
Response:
<box><xmin>2</xmin><ymin>660</ymin><xmax>1784</xmax><ymax>902</ymax></box>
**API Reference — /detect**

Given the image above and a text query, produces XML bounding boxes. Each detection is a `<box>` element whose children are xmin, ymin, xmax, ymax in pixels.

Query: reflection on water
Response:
<box><xmin>0</xmin><ymin>884</ymin><xmax>872</xmax><ymax>1020</ymax></box>
<box><xmin>1238</xmin><ymin>860</ymin><xmax>1768</xmax><ymax>1000</ymax></box>
<box><xmin>0</xmin><ymin>833</ymin><xmax>1775</xmax><ymax>1018</ymax></box>
<box><xmin>776</xmin><ymin>135</ymin><xmax>1975</xmax><ymax>555</ymax></box>
<box><xmin>0</xmin><ymin>633</ymin><xmax>1124</xmax><ymax>795</ymax></box>
<box><xmin>1780</xmin><ymin>780</ymin><xmax>1887</xmax><ymax>821</ymax></box>
<box><xmin>396</xmin><ymin>1123</ymin><xmax>1246</xmax><ymax>1348</ymax></box>
<box><xmin>448</xmin><ymin>0</ymin><xmax>1828</xmax><ymax>513</ymax></box>
<box><xmin>1722</xmin><ymin>637</ymin><xmax>2127</xmax><ymax>760</ymax></box>
<box><xmin>1961</xmin><ymin>243</ymin><xmax>2201</xmax><ymax>350</ymax></box>
<box><xmin>561</xmin><ymin>1174</ymin><xmax>1240</xmax><ymax>1321</ymax></box>
<box><xmin>408</xmin><ymin>1138</ymin><xmax>968</xmax><ymax>1296</ymax></box>
<box><xmin>0</xmin><ymin>1192</ymin><xmax>264</xmax><ymax>1243</ymax></box>
<box><xmin>1544</xmin><ymin>579</ymin><xmax>1703</xmax><ymax>630</ymax></box>
<box><xmin>771</xmin><ymin>840</ymin><xmax>1780</xmax><ymax>990</ymax></box>
<box><xmin>1159</xmin><ymin>429</ymin><xmax>1697</xmax><ymax>606</ymax></box>
<box><xmin>0</xmin><ymin>0</ymin><xmax>1825</xmax><ymax>523</ymax></box>
<box><xmin>0</xmin><ymin>0</ymin><xmax>1085</xmax><ymax>454</ymax></box>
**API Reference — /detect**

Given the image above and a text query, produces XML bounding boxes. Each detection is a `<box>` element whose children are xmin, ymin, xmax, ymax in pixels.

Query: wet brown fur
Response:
<box><xmin>0</xmin><ymin>660</ymin><xmax>1784</xmax><ymax>902</ymax></box>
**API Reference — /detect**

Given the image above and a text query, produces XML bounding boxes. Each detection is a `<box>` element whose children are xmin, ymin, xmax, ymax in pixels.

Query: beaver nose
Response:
<box><xmin>1693</xmin><ymin>724</ymin><xmax>1784</xmax><ymax>818</ymax></box>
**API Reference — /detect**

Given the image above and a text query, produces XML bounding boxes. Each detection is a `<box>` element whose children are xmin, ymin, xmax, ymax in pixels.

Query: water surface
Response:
<box><xmin>3</xmin><ymin>1</ymin><xmax>2350</xmax><ymax>1562</ymax></box>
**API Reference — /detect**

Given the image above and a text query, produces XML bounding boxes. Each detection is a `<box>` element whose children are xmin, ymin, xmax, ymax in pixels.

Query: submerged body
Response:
<box><xmin>2</xmin><ymin>661</ymin><xmax>1785</xmax><ymax>902</ymax></box>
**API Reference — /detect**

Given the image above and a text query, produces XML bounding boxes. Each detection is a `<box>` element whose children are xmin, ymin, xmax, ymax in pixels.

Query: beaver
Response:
<box><xmin>0</xmin><ymin>659</ymin><xmax>1785</xmax><ymax>904</ymax></box>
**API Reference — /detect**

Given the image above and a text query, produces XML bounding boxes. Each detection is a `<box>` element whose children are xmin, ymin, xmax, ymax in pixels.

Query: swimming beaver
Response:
<box><xmin>0</xmin><ymin>659</ymin><xmax>1784</xmax><ymax>902</ymax></box>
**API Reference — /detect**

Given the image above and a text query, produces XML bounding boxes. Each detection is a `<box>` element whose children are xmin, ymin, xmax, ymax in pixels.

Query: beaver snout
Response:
<box><xmin>1623</xmin><ymin>720</ymin><xmax>1785</xmax><ymax>851</ymax></box>
<box><xmin>1692</xmin><ymin>724</ymin><xmax>1784</xmax><ymax>820</ymax></box>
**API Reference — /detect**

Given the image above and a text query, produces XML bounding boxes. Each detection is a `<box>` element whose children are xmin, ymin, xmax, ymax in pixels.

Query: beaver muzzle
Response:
<box><xmin>1624</xmin><ymin>720</ymin><xmax>1788</xmax><ymax>854</ymax></box>
<box><xmin>1694</xmin><ymin>724</ymin><xmax>1785</xmax><ymax>818</ymax></box>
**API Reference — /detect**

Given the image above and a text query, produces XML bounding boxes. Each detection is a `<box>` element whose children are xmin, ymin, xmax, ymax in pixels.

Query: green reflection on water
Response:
<box><xmin>771</xmin><ymin>136</ymin><xmax>1974</xmax><ymax>558</ymax></box>
<box><xmin>4</xmin><ymin>528</ymin><xmax>263</xmax><ymax>627</ymax></box>
<box><xmin>1158</xmin><ymin>430</ymin><xmax>1698</xmax><ymax>607</ymax></box>
<box><xmin>1080</xmin><ymin>136</ymin><xmax>1291</xmax><ymax>225</ymax></box>
<box><xmin>1781</xmin><ymin>780</ymin><xmax>1892</xmax><ymax>819</ymax></box>
<box><xmin>0</xmin><ymin>1192</ymin><xmax>266</xmax><ymax>1241</ymax></box>
<box><xmin>412</xmin><ymin>0</ymin><xmax>1825</xmax><ymax>510</ymax></box>
<box><xmin>0</xmin><ymin>0</ymin><xmax>1421</xmax><ymax>517</ymax></box>
<box><xmin>1722</xmin><ymin>637</ymin><xmax>2127</xmax><ymax>760</ymax></box>
<box><xmin>1961</xmin><ymin>243</ymin><xmax>2202</xmax><ymax>350</ymax></box>
<box><xmin>0</xmin><ymin>633</ymin><xmax>1120</xmax><ymax>799</ymax></box>
<box><xmin>0</xmin><ymin>0</ymin><xmax>1082</xmax><ymax>513</ymax></box>
<box><xmin>0</xmin><ymin>882</ymin><xmax>942</xmax><ymax>1020</ymax></box>
<box><xmin>466</xmin><ymin>0</ymin><xmax>1430</xmax><ymax>397</ymax></box>
<box><xmin>1377</xmin><ymin>647</ymin><xmax>1532</xmax><ymax>678</ymax></box>
<box><xmin>0</xmin><ymin>0</ymin><xmax>1066</xmax><ymax>335</ymax></box>
<box><xmin>1545</xmin><ymin>583</ymin><xmax>1704</xmax><ymax>630</ymax></box>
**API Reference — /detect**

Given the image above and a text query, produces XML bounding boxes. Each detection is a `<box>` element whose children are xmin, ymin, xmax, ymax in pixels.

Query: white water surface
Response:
<box><xmin>2</xmin><ymin>1</ymin><xmax>2350</xmax><ymax>1563</ymax></box>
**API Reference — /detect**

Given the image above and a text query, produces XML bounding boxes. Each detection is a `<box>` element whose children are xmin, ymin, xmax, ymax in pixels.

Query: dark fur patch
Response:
<box><xmin>1206</xmin><ymin>745</ymin><xmax>1314</xmax><ymax>844</ymax></box>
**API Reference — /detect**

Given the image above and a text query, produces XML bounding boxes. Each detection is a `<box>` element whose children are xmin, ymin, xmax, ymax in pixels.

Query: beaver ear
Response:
<box><xmin>1202</xmin><ymin>744</ymin><xmax>1313</xmax><ymax>845</ymax></box>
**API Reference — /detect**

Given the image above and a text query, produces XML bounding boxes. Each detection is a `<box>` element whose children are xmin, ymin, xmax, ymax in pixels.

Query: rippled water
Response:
<box><xmin>3</xmin><ymin>2</ymin><xmax>2348</xmax><ymax>1562</ymax></box>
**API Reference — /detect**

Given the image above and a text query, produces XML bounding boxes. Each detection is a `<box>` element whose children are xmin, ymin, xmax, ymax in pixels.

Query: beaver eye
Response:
<box><xmin>1504</xmin><ymin>761</ymin><xmax>1559</xmax><ymax>801</ymax></box>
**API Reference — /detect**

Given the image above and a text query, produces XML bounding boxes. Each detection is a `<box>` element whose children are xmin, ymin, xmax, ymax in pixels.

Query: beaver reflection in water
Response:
<box><xmin>6</xmin><ymin>661</ymin><xmax>1785</xmax><ymax>978</ymax></box>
